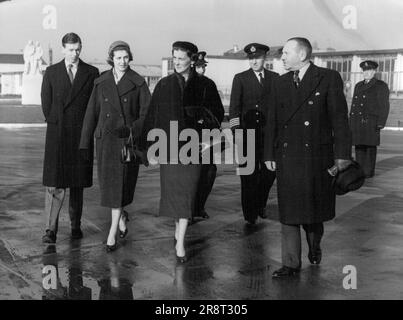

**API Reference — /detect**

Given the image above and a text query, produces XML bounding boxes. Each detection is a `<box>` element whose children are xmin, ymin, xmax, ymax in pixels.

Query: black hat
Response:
<box><xmin>194</xmin><ymin>51</ymin><xmax>208</xmax><ymax>67</ymax></box>
<box><xmin>333</xmin><ymin>161</ymin><xmax>366</xmax><ymax>195</ymax></box>
<box><xmin>360</xmin><ymin>60</ymin><xmax>378</xmax><ymax>71</ymax></box>
<box><xmin>244</xmin><ymin>43</ymin><xmax>270</xmax><ymax>58</ymax></box>
<box><xmin>172</xmin><ymin>41</ymin><xmax>198</xmax><ymax>55</ymax></box>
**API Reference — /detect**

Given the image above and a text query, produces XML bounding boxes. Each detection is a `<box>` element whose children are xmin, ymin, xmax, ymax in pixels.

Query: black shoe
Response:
<box><xmin>106</xmin><ymin>243</ymin><xmax>117</xmax><ymax>252</ymax></box>
<box><xmin>259</xmin><ymin>209</ymin><xmax>268</xmax><ymax>219</ymax></box>
<box><xmin>272</xmin><ymin>266</ymin><xmax>300</xmax><ymax>278</ymax></box>
<box><xmin>200</xmin><ymin>210</ymin><xmax>210</xmax><ymax>219</ymax></box>
<box><xmin>176</xmin><ymin>254</ymin><xmax>188</xmax><ymax>263</ymax></box>
<box><xmin>71</xmin><ymin>228</ymin><xmax>83</xmax><ymax>240</ymax></box>
<box><xmin>246</xmin><ymin>219</ymin><xmax>256</xmax><ymax>225</ymax></box>
<box><xmin>42</xmin><ymin>230</ymin><xmax>56</xmax><ymax>244</ymax></box>
<box><xmin>308</xmin><ymin>246</ymin><xmax>322</xmax><ymax>265</ymax></box>
<box><xmin>119</xmin><ymin>210</ymin><xmax>129</xmax><ymax>238</ymax></box>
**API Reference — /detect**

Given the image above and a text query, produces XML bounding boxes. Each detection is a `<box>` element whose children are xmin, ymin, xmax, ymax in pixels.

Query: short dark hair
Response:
<box><xmin>106</xmin><ymin>46</ymin><xmax>133</xmax><ymax>67</ymax></box>
<box><xmin>288</xmin><ymin>37</ymin><xmax>312</xmax><ymax>61</ymax></box>
<box><xmin>62</xmin><ymin>33</ymin><xmax>82</xmax><ymax>47</ymax></box>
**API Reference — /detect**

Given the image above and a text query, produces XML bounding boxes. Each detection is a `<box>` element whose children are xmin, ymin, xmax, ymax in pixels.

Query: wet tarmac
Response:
<box><xmin>1</xmin><ymin>127</ymin><xmax>403</xmax><ymax>300</ymax></box>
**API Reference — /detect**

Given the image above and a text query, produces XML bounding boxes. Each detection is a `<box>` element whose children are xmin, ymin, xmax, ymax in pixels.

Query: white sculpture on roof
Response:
<box><xmin>23</xmin><ymin>40</ymin><xmax>43</xmax><ymax>75</ymax></box>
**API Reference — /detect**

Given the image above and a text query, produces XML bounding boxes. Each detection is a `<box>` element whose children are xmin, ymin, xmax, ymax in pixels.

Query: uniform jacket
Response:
<box><xmin>141</xmin><ymin>70</ymin><xmax>224</xmax><ymax>159</ymax></box>
<box><xmin>229</xmin><ymin>68</ymin><xmax>279</xmax><ymax>161</ymax></box>
<box><xmin>41</xmin><ymin>59</ymin><xmax>99</xmax><ymax>188</ymax></box>
<box><xmin>79</xmin><ymin>68</ymin><xmax>151</xmax><ymax>207</ymax></box>
<box><xmin>349</xmin><ymin>78</ymin><xmax>390</xmax><ymax>146</ymax></box>
<box><xmin>265</xmin><ymin>63</ymin><xmax>352</xmax><ymax>224</ymax></box>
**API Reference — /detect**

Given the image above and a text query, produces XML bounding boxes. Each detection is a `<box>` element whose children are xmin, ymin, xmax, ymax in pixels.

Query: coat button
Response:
<box><xmin>352</xmin><ymin>104</ymin><xmax>355</xmax><ymax>107</ymax></box>
<box><xmin>256</xmin><ymin>105</ymin><xmax>259</xmax><ymax>108</ymax></box>
<box><xmin>308</xmin><ymin>101</ymin><xmax>314</xmax><ymax>105</ymax></box>
<box><xmin>120</xmin><ymin>114</ymin><xmax>122</xmax><ymax>117</ymax></box>
<box><xmin>256</xmin><ymin>119</ymin><xmax>260</xmax><ymax>123</ymax></box>
<box><xmin>351</xmin><ymin>113</ymin><xmax>354</xmax><ymax>115</ymax></box>
<box><xmin>105</xmin><ymin>98</ymin><xmax>108</xmax><ymax>102</ymax></box>
<box><xmin>106</xmin><ymin>113</ymin><xmax>110</xmax><ymax>117</ymax></box>
<box><xmin>355</xmin><ymin>96</ymin><xmax>358</xmax><ymax>99</ymax></box>
<box><xmin>284</xmin><ymin>125</ymin><xmax>288</xmax><ymax>129</ymax></box>
<box><xmin>359</xmin><ymin>112</ymin><xmax>362</xmax><ymax>115</ymax></box>
<box><xmin>283</xmin><ymin>142</ymin><xmax>288</xmax><ymax>147</ymax></box>
<box><xmin>361</xmin><ymin>104</ymin><xmax>364</xmax><ymax>106</ymax></box>
<box><xmin>256</xmin><ymin>112</ymin><xmax>259</xmax><ymax>115</ymax></box>
<box><xmin>363</xmin><ymin>95</ymin><xmax>366</xmax><ymax>98</ymax></box>
<box><xmin>305</xmin><ymin>143</ymin><xmax>309</xmax><ymax>147</ymax></box>
<box><xmin>304</xmin><ymin>121</ymin><xmax>310</xmax><ymax>126</ymax></box>
<box><xmin>123</xmin><ymin>98</ymin><xmax>128</xmax><ymax>102</ymax></box>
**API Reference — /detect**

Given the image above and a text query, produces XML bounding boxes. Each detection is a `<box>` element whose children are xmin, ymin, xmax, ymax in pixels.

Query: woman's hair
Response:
<box><xmin>106</xmin><ymin>46</ymin><xmax>133</xmax><ymax>67</ymax></box>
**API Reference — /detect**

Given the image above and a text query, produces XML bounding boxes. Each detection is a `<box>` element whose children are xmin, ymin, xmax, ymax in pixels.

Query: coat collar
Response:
<box><xmin>281</xmin><ymin>63</ymin><xmax>324</xmax><ymax>124</ymax></box>
<box><xmin>355</xmin><ymin>77</ymin><xmax>377</xmax><ymax>93</ymax></box>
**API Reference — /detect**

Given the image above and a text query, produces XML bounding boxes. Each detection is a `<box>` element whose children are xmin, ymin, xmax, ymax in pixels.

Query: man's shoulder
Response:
<box><xmin>235</xmin><ymin>69</ymin><xmax>252</xmax><ymax>79</ymax></box>
<box><xmin>80</xmin><ymin>61</ymin><xmax>99</xmax><ymax>74</ymax></box>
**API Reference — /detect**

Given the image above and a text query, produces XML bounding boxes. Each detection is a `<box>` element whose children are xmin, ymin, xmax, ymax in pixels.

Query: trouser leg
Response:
<box><xmin>368</xmin><ymin>146</ymin><xmax>377</xmax><ymax>177</ymax></box>
<box><xmin>260</xmin><ymin>162</ymin><xmax>276</xmax><ymax>209</ymax></box>
<box><xmin>194</xmin><ymin>164</ymin><xmax>217</xmax><ymax>217</ymax></box>
<box><xmin>69</xmin><ymin>187</ymin><xmax>83</xmax><ymax>230</ymax></box>
<box><xmin>281</xmin><ymin>223</ymin><xmax>302</xmax><ymax>269</ymax></box>
<box><xmin>356</xmin><ymin>145</ymin><xmax>377</xmax><ymax>177</ymax></box>
<box><xmin>240</xmin><ymin>165</ymin><xmax>259</xmax><ymax>221</ymax></box>
<box><xmin>302</xmin><ymin>223</ymin><xmax>324</xmax><ymax>250</ymax></box>
<box><xmin>45</xmin><ymin>187</ymin><xmax>66</xmax><ymax>234</ymax></box>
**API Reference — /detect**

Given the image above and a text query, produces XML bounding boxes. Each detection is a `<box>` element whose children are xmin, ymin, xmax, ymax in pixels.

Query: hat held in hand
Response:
<box><xmin>333</xmin><ymin>160</ymin><xmax>366</xmax><ymax>195</ymax></box>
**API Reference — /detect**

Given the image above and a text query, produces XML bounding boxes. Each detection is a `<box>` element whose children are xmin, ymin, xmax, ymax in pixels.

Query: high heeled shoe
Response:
<box><xmin>119</xmin><ymin>210</ymin><xmax>129</xmax><ymax>239</ymax></box>
<box><xmin>106</xmin><ymin>243</ymin><xmax>117</xmax><ymax>252</ymax></box>
<box><xmin>176</xmin><ymin>254</ymin><xmax>188</xmax><ymax>263</ymax></box>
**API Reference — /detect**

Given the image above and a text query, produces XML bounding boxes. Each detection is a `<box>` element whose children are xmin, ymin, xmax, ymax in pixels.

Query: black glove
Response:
<box><xmin>80</xmin><ymin>149</ymin><xmax>90</xmax><ymax>161</ymax></box>
<box><xmin>114</xmin><ymin>126</ymin><xmax>131</xmax><ymax>138</ymax></box>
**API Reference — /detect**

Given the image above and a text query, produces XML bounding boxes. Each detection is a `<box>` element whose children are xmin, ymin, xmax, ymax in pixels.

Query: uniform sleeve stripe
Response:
<box><xmin>229</xmin><ymin>118</ymin><xmax>240</xmax><ymax>128</ymax></box>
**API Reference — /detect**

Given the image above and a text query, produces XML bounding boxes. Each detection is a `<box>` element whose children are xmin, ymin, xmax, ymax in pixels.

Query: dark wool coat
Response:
<box><xmin>141</xmin><ymin>70</ymin><xmax>224</xmax><ymax>157</ymax></box>
<box><xmin>79</xmin><ymin>69</ymin><xmax>151</xmax><ymax>208</ymax></box>
<box><xmin>229</xmin><ymin>68</ymin><xmax>279</xmax><ymax>161</ymax></box>
<box><xmin>141</xmin><ymin>70</ymin><xmax>224</xmax><ymax>218</ymax></box>
<box><xmin>265</xmin><ymin>63</ymin><xmax>352</xmax><ymax>225</ymax></box>
<box><xmin>41</xmin><ymin>59</ymin><xmax>99</xmax><ymax>188</ymax></box>
<box><xmin>349</xmin><ymin>78</ymin><xmax>390</xmax><ymax>146</ymax></box>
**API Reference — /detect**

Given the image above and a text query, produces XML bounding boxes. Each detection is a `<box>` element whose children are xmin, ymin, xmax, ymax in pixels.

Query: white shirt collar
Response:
<box><xmin>296</xmin><ymin>62</ymin><xmax>310</xmax><ymax>81</ymax></box>
<box><xmin>253</xmin><ymin>69</ymin><xmax>264</xmax><ymax>81</ymax></box>
<box><xmin>65</xmin><ymin>59</ymin><xmax>79</xmax><ymax>70</ymax></box>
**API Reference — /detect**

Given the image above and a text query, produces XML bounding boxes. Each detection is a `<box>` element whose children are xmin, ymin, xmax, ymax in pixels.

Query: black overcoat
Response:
<box><xmin>349</xmin><ymin>78</ymin><xmax>390</xmax><ymax>146</ymax></box>
<box><xmin>265</xmin><ymin>63</ymin><xmax>352</xmax><ymax>224</ymax></box>
<box><xmin>79</xmin><ymin>69</ymin><xmax>151</xmax><ymax>208</ymax></box>
<box><xmin>141</xmin><ymin>70</ymin><xmax>224</xmax><ymax>157</ymax></box>
<box><xmin>41</xmin><ymin>59</ymin><xmax>99</xmax><ymax>188</ymax></box>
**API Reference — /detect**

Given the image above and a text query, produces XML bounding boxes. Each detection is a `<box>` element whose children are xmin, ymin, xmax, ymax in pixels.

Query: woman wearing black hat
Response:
<box><xmin>141</xmin><ymin>42</ymin><xmax>224</xmax><ymax>262</ymax></box>
<box><xmin>80</xmin><ymin>41</ymin><xmax>151</xmax><ymax>252</ymax></box>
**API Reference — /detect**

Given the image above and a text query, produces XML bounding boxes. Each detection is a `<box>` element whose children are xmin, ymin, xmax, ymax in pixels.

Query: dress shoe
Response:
<box><xmin>106</xmin><ymin>243</ymin><xmax>117</xmax><ymax>252</ymax></box>
<box><xmin>259</xmin><ymin>209</ymin><xmax>268</xmax><ymax>219</ymax></box>
<box><xmin>272</xmin><ymin>266</ymin><xmax>300</xmax><ymax>278</ymax></box>
<box><xmin>200</xmin><ymin>209</ymin><xmax>210</xmax><ymax>219</ymax></box>
<box><xmin>246</xmin><ymin>219</ymin><xmax>256</xmax><ymax>225</ymax></box>
<box><xmin>308</xmin><ymin>246</ymin><xmax>322</xmax><ymax>265</ymax></box>
<box><xmin>42</xmin><ymin>230</ymin><xmax>56</xmax><ymax>244</ymax></box>
<box><xmin>119</xmin><ymin>210</ymin><xmax>129</xmax><ymax>238</ymax></box>
<box><xmin>176</xmin><ymin>254</ymin><xmax>188</xmax><ymax>263</ymax></box>
<box><xmin>71</xmin><ymin>228</ymin><xmax>83</xmax><ymax>240</ymax></box>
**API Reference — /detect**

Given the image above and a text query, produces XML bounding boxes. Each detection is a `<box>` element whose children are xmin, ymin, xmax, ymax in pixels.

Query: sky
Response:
<box><xmin>1</xmin><ymin>0</ymin><xmax>403</xmax><ymax>65</ymax></box>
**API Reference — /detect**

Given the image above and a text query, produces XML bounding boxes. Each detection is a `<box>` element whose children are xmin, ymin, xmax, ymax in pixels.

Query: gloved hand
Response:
<box><xmin>114</xmin><ymin>126</ymin><xmax>131</xmax><ymax>138</ymax></box>
<box><xmin>335</xmin><ymin>159</ymin><xmax>352</xmax><ymax>172</ymax></box>
<box><xmin>80</xmin><ymin>149</ymin><xmax>90</xmax><ymax>161</ymax></box>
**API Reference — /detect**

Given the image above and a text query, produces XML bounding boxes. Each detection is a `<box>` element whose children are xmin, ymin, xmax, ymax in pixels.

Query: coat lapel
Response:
<box><xmin>64</xmin><ymin>59</ymin><xmax>90</xmax><ymax>108</ymax></box>
<box><xmin>101</xmin><ymin>70</ymin><xmax>122</xmax><ymax>114</ymax></box>
<box><xmin>116</xmin><ymin>69</ymin><xmax>137</xmax><ymax>97</ymax></box>
<box><xmin>246</xmin><ymin>69</ymin><xmax>262</xmax><ymax>96</ymax></box>
<box><xmin>283</xmin><ymin>64</ymin><xmax>323</xmax><ymax>124</ymax></box>
<box><xmin>355</xmin><ymin>78</ymin><xmax>376</xmax><ymax>94</ymax></box>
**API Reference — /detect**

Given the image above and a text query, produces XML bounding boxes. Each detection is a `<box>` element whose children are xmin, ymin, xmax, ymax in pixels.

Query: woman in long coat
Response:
<box><xmin>141</xmin><ymin>41</ymin><xmax>223</xmax><ymax>262</ymax></box>
<box><xmin>80</xmin><ymin>41</ymin><xmax>151</xmax><ymax>251</ymax></box>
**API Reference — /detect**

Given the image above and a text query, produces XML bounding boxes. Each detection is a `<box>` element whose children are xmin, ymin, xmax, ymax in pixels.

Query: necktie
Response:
<box><xmin>258</xmin><ymin>72</ymin><xmax>264</xmax><ymax>86</ymax></box>
<box><xmin>293</xmin><ymin>70</ymin><xmax>300</xmax><ymax>88</ymax></box>
<box><xmin>67</xmin><ymin>64</ymin><xmax>74</xmax><ymax>84</ymax></box>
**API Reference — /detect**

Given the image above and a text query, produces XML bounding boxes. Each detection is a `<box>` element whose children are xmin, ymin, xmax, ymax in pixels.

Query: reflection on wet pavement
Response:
<box><xmin>1</xmin><ymin>128</ymin><xmax>403</xmax><ymax>299</ymax></box>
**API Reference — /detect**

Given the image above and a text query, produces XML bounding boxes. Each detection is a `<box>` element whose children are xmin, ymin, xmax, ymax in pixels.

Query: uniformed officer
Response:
<box><xmin>350</xmin><ymin>60</ymin><xmax>390</xmax><ymax>178</ymax></box>
<box><xmin>229</xmin><ymin>43</ymin><xmax>278</xmax><ymax>225</ymax></box>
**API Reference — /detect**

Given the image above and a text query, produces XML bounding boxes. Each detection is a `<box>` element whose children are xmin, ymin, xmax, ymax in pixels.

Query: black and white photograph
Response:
<box><xmin>0</xmin><ymin>0</ymin><xmax>403</xmax><ymax>306</ymax></box>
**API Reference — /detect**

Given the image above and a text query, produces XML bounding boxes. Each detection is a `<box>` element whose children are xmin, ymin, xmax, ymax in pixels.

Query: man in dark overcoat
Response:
<box><xmin>264</xmin><ymin>38</ymin><xmax>352</xmax><ymax>277</ymax></box>
<box><xmin>41</xmin><ymin>33</ymin><xmax>99</xmax><ymax>243</ymax></box>
<box><xmin>349</xmin><ymin>60</ymin><xmax>390</xmax><ymax>178</ymax></box>
<box><xmin>229</xmin><ymin>43</ymin><xmax>278</xmax><ymax>225</ymax></box>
